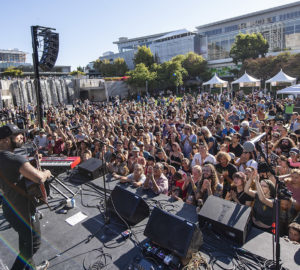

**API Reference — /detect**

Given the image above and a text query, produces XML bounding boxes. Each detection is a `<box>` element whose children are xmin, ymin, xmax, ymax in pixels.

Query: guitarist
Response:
<box><xmin>0</xmin><ymin>124</ymin><xmax>51</xmax><ymax>270</ymax></box>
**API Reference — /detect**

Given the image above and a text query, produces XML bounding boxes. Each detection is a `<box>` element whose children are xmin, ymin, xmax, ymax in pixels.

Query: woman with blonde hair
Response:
<box><xmin>113</xmin><ymin>163</ymin><xmax>146</xmax><ymax>188</ymax></box>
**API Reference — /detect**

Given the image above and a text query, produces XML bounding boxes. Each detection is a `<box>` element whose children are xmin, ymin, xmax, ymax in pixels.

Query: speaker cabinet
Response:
<box><xmin>78</xmin><ymin>158</ymin><xmax>103</xmax><ymax>180</ymax></box>
<box><xmin>144</xmin><ymin>207</ymin><xmax>203</xmax><ymax>259</ymax></box>
<box><xmin>107</xmin><ymin>186</ymin><xmax>150</xmax><ymax>225</ymax></box>
<box><xmin>198</xmin><ymin>195</ymin><xmax>252</xmax><ymax>245</ymax></box>
<box><xmin>39</xmin><ymin>31</ymin><xmax>59</xmax><ymax>71</ymax></box>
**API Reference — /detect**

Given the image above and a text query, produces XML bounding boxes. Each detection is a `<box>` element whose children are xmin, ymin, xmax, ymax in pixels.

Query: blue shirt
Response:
<box><xmin>224</xmin><ymin>101</ymin><xmax>230</xmax><ymax>110</ymax></box>
<box><xmin>222</xmin><ymin>128</ymin><xmax>236</xmax><ymax>137</ymax></box>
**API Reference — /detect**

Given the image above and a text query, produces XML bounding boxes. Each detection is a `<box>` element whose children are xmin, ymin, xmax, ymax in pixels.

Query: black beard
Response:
<box><xmin>10</xmin><ymin>137</ymin><xmax>23</xmax><ymax>150</ymax></box>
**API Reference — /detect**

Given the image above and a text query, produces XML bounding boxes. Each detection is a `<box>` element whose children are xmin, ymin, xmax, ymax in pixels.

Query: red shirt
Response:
<box><xmin>53</xmin><ymin>138</ymin><xmax>64</xmax><ymax>154</ymax></box>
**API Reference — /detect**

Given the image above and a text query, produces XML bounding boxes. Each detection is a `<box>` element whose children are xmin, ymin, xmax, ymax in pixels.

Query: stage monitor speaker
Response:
<box><xmin>78</xmin><ymin>158</ymin><xmax>103</xmax><ymax>180</ymax></box>
<box><xmin>198</xmin><ymin>195</ymin><xmax>252</xmax><ymax>245</ymax></box>
<box><xmin>107</xmin><ymin>186</ymin><xmax>149</xmax><ymax>226</ymax></box>
<box><xmin>144</xmin><ymin>207</ymin><xmax>203</xmax><ymax>259</ymax></box>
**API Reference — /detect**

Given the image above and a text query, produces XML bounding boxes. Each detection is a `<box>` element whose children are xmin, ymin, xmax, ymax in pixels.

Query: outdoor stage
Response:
<box><xmin>0</xmin><ymin>169</ymin><xmax>299</xmax><ymax>270</ymax></box>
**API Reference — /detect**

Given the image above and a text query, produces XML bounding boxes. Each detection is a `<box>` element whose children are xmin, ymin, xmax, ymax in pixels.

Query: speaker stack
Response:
<box><xmin>39</xmin><ymin>30</ymin><xmax>59</xmax><ymax>71</ymax></box>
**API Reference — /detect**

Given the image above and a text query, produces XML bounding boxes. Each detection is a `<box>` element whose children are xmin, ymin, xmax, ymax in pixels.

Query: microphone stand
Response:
<box><xmin>255</xmin><ymin>134</ymin><xmax>282</xmax><ymax>270</ymax></box>
<box><xmin>97</xmin><ymin>139</ymin><xmax>116</xmax><ymax>224</ymax></box>
<box><xmin>86</xmin><ymin>139</ymin><xmax>116</xmax><ymax>243</ymax></box>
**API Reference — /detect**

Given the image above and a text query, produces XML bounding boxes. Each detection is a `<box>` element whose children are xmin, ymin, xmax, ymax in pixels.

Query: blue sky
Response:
<box><xmin>0</xmin><ymin>0</ymin><xmax>297</xmax><ymax>70</ymax></box>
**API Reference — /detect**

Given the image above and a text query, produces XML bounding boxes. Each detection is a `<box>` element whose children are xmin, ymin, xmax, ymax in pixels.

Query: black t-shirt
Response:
<box><xmin>229</xmin><ymin>143</ymin><xmax>244</xmax><ymax>158</ymax></box>
<box><xmin>215</xmin><ymin>163</ymin><xmax>238</xmax><ymax>198</ymax></box>
<box><xmin>229</xmin><ymin>186</ymin><xmax>253</xmax><ymax>205</ymax></box>
<box><xmin>253</xmin><ymin>193</ymin><xmax>274</xmax><ymax>226</ymax></box>
<box><xmin>0</xmin><ymin>151</ymin><xmax>30</xmax><ymax>218</ymax></box>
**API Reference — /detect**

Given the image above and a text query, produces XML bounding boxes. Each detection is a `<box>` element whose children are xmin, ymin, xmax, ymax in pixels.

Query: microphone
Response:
<box><xmin>250</xmin><ymin>132</ymin><xmax>266</xmax><ymax>144</ymax></box>
<box><xmin>243</xmin><ymin>132</ymin><xmax>266</xmax><ymax>152</ymax></box>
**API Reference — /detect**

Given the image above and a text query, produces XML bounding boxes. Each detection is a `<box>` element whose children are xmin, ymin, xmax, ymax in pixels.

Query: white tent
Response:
<box><xmin>277</xmin><ymin>84</ymin><xmax>300</xmax><ymax>95</ymax></box>
<box><xmin>266</xmin><ymin>69</ymin><xmax>296</xmax><ymax>85</ymax></box>
<box><xmin>203</xmin><ymin>73</ymin><xmax>228</xmax><ymax>94</ymax></box>
<box><xmin>231</xmin><ymin>71</ymin><xmax>260</xmax><ymax>87</ymax></box>
<box><xmin>203</xmin><ymin>73</ymin><xmax>228</xmax><ymax>86</ymax></box>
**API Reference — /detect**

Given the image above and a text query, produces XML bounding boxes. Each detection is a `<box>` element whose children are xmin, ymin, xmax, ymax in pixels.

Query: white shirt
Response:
<box><xmin>191</xmin><ymin>153</ymin><xmax>216</xmax><ymax>167</ymax></box>
<box><xmin>237</xmin><ymin>159</ymin><xmax>258</xmax><ymax>172</ymax></box>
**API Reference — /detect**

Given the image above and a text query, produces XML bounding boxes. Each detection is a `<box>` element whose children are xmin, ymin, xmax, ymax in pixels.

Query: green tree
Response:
<box><xmin>3</xmin><ymin>67</ymin><xmax>23</xmax><ymax>77</ymax></box>
<box><xmin>171</xmin><ymin>54</ymin><xmax>185</xmax><ymax>63</ymax></box>
<box><xmin>157</xmin><ymin>60</ymin><xmax>187</xmax><ymax>89</ymax></box>
<box><xmin>127</xmin><ymin>63</ymin><xmax>157</xmax><ymax>88</ymax></box>
<box><xmin>133</xmin><ymin>46</ymin><xmax>154</xmax><ymax>67</ymax></box>
<box><xmin>77</xmin><ymin>66</ymin><xmax>85</xmax><ymax>72</ymax></box>
<box><xmin>241</xmin><ymin>52</ymin><xmax>300</xmax><ymax>81</ymax></box>
<box><xmin>182</xmin><ymin>52</ymin><xmax>207</xmax><ymax>78</ymax></box>
<box><xmin>69</xmin><ymin>70</ymin><xmax>85</xmax><ymax>76</ymax></box>
<box><xmin>113</xmin><ymin>58</ymin><xmax>128</xmax><ymax>76</ymax></box>
<box><xmin>230</xmin><ymin>33</ymin><xmax>269</xmax><ymax>64</ymax></box>
<box><xmin>93</xmin><ymin>58</ymin><xmax>128</xmax><ymax>77</ymax></box>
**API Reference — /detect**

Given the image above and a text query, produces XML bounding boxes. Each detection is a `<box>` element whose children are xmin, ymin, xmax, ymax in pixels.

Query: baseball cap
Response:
<box><xmin>132</xmin><ymin>146</ymin><xmax>140</xmax><ymax>152</ymax></box>
<box><xmin>0</xmin><ymin>124</ymin><xmax>26</xmax><ymax>139</ymax></box>
<box><xmin>289</xmin><ymin>148</ymin><xmax>300</xmax><ymax>155</ymax></box>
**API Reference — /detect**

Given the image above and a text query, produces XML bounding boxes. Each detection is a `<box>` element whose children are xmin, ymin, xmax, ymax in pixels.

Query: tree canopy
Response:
<box><xmin>94</xmin><ymin>58</ymin><xmax>128</xmax><ymax>77</ymax></box>
<box><xmin>133</xmin><ymin>46</ymin><xmax>154</xmax><ymax>67</ymax></box>
<box><xmin>182</xmin><ymin>52</ymin><xmax>207</xmax><ymax>78</ymax></box>
<box><xmin>69</xmin><ymin>70</ymin><xmax>85</xmax><ymax>76</ymax></box>
<box><xmin>3</xmin><ymin>67</ymin><xmax>23</xmax><ymax>77</ymax></box>
<box><xmin>127</xmin><ymin>63</ymin><xmax>157</xmax><ymax>88</ymax></box>
<box><xmin>230</xmin><ymin>33</ymin><xmax>269</xmax><ymax>64</ymax></box>
<box><xmin>241</xmin><ymin>52</ymin><xmax>300</xmax><ymax>81</ymax></box>
<box><xmin>76</xmin><ymin>66</ymin><xmax>85</xmax><ymax>72</ymax></box>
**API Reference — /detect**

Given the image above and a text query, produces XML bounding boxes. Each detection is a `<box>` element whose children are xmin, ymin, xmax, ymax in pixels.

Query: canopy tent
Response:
<box><xmin>277</xmin><ymin>84</ymin><xmax>300</xmax><ymax>95</ymax></box>
<box><xmin>231</xmin><ymin>71</ymin><xmax>260</xmax><ymax>87</ymax></box>
<box><xmin>265</xmin><ymin>69</ymin><xmax>296</xmax><ymax>85</ymax></box>
<box><xmin>203</xmin><ymin>73</ymin><xmax>228</xmax><ymax>86</ymax></box>
<box><xmin>203</xmin><ymin>73</ymin><xmax>228</xmax><ymax>94</ymax></box>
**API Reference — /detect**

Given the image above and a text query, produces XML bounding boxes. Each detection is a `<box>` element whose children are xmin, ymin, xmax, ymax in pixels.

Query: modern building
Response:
<box><xmin>197</xmin><ymin>0</ymin><xmax>300</xmax><ymax>68</ymax></box>
<box><xmin>94</xmin><ymin>1</ymin><xmax>300</xmax><ymax>71</ymax></box>
<box><xmin>0</xmin><ymin>49</ymin><xmax>31</xmax><ymax>71</ymax></box>
<box><xmin>97</xmin><ymin>29</ymin><xmax>197</xmax><ymax>69</ymax></box>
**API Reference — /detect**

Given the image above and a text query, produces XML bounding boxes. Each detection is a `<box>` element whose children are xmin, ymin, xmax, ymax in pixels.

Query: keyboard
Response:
<box><xmin>40</xmin><ymin>156</ymin><xmax>81</xmax><ymax>169</ymax></box>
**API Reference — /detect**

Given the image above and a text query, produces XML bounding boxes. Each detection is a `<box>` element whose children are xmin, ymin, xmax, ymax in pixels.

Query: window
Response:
<box><xmin>224</xmin><ymin>25</ymin><xmax>238</xmax><ymax>33</ymax></box>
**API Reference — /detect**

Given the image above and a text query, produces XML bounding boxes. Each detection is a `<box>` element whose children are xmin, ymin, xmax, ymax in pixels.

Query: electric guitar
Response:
<box><xmin>24</xmin><ymin>143</ymin><xmax>50</xmax><ymax>207</ymax></box>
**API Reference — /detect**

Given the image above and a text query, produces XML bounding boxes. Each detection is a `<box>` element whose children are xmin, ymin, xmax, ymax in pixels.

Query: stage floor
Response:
<box><xmin>1</xmin><ymin>171</ymin><xmax>299</xmax><ymax>269</ymax></box>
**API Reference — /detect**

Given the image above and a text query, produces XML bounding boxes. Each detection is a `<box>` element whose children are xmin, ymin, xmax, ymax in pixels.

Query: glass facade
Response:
<box><xmin>150</xmin><ymin>34</ymin><xmax>195</xmax><ymax>63</ymax></box>
<box><xmin>0</xmin><ymin>52</ymin><xmax>26</xmax><ymax>63</ymax></box>
<box><xmin>198</xmin><ymin>5</ymin><xmax>300</xmax><ymax>61</ymax></box>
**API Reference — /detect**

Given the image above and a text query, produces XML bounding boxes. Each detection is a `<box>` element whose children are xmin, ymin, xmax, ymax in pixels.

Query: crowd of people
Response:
<box><xmin>2</xmin><ymin>91</ymin><xmax>300</xmax><ymax>245</ymax></box>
